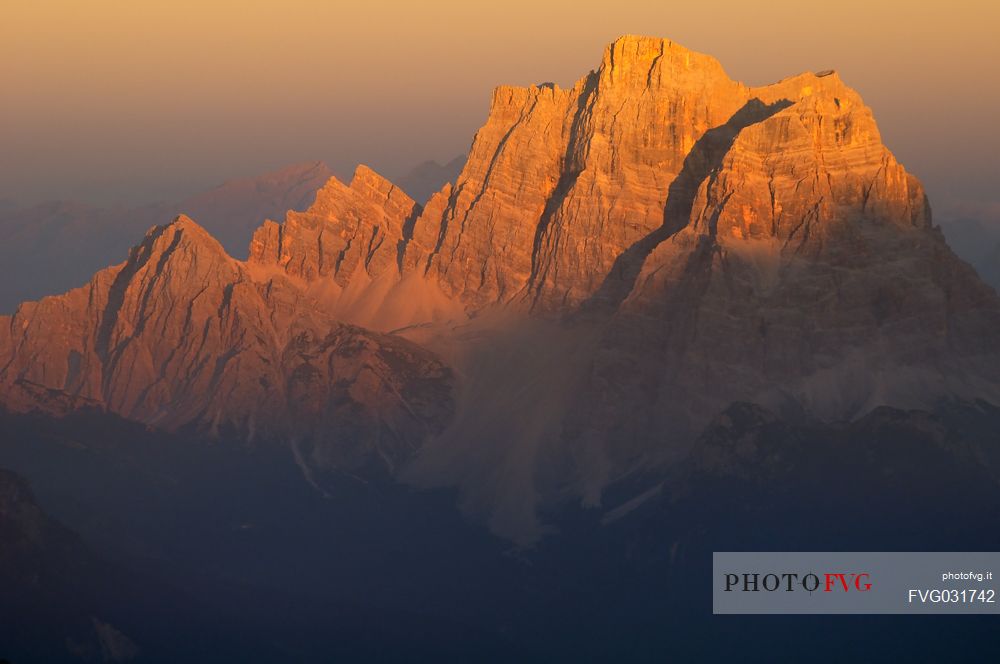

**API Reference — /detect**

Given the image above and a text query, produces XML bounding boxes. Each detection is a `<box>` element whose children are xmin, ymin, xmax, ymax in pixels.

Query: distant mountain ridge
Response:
<box><xmin>2</xmin><ymin>35</ymin><xmax>1000</xmax><ymax>542</ymax></box>
<box><xmin>394</xmin><ymin>156</ymin><xmax>466</xmax><ymax>204</ymax></box>
<box><xmin>0</xmin><ymin>159</ymin><xmax>469</xmax><ymax>314</ymax></box>
<box><xmin>0</xmin><ymin>161</ymin><xmax>333</xmax><ymax>313</ymax></box>
<box><xmin>168</xmin><ymin>160</ymin><xmax>335</xmax><ymax>255</ymax></box>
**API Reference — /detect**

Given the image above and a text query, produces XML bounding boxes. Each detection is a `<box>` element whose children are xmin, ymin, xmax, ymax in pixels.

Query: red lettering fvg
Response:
<box><xmin>823</xmin><ymin>573</ymin><xmax>872</xmax><ymax>592</ymax></box>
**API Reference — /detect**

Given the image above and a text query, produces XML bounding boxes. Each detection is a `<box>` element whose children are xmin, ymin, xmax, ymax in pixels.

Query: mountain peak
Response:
<box><xmin>144</xmin><ymin>213</ymin><xmax>228</xmax><ymax>258</ymax></box>
<box><xmin>351</xmin><ymin>163</ymin><xmax>387</xmax><ymax>185</ymax></box>
<box><xmin>277</xmin><ymin>159</ymin><xmax>330</xmax><ymax>178</ymax></box>
<box><xmin>153</xmin><ymin>161</ymin><xmax>337</xmax><ymax>258</ymax></box>
<box><xmin>167</xmin><ymin>212</ymin><xmax>204</xmax><ymax>231</ymax></box>
<box><xmin>602</xmin><ymin>34</ymin><xmax>671</xmax><ymax>64</ymax></box>
<box><xmin>3</xmin><ymin>35</ymin><xmax>1000</xmax><ymax>544</ymax></box>
<box><xmin>599</xmin><ymin>35</ymin><xmax>730</xmax><ymax>86</ymax></box>
<box><xmin>209</xmin><ymin>160</ymin><xmax>332</xmax><ymax>190</ymax></box>
<box><xmin>350</xmin><ymin>164</ymin><xmax>415</xmax><ymax>207</ymax></box>
<box><xmin>249</xmin><ymin>164</ymin><xmax>419</xmax><ymax>287</ymax></box>
<box><xmin>302</xmin><ymin>165</ymin><xmax>416</xmax><ymax>216</ymax></box>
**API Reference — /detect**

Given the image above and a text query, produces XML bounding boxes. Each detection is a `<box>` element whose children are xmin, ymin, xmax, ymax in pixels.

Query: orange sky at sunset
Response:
<box><xmin>2</xmin><ymin>0</ymin><xmax>997</xmax><ymax>222</ymax></box>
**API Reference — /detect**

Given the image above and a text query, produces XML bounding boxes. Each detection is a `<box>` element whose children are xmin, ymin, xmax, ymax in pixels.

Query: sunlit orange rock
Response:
<box><xmin>0</xmin><ymin>215</ymin><xmax>452</xmax><ymax>472</ymax></box>
<box><xmin>2</xmin><ymin>35</ymin><xmax>1000</xmax><ymax>541</ymax></box>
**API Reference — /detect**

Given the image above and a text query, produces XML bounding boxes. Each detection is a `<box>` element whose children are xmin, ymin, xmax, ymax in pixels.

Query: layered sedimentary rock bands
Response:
<box><xmin>2</xmin><ymin>35</ymin><xmax>1000</xmax><ymax>540</ymax></box>
<box><xmin>405</xmin><ymin>37</ymin><xmax>930</xmax><ymax>313</ymax></box>
<box><xmin>247</xmin><ymin>36</ymin><xmax>946</xmax><ymax>323</ymax></box>
<box><xmin>558</xmin><ymin>59</ymin><xmax>1000</xmax><ymax>484</ymax></box>
<box><xmin>249</xmin><ymin>165</ymin><xmax>420</xmax><ymax>286</ymax></box>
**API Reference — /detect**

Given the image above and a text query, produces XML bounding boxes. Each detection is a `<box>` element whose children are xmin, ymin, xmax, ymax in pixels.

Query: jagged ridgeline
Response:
<box><xmin>2</xmin><ymin>36</ymin><xmax>999</xmax><ymax>541</ymax></box>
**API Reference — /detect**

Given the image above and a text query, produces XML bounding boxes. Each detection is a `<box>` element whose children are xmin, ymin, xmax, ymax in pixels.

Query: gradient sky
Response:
<box><xmin>2</xmin><ymin>0</ymin><xmax>997</xmax><ymax>222</ymax></box>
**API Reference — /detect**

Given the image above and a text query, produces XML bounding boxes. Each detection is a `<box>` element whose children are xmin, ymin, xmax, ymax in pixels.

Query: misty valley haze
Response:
<box><xmin>1</xmin><ymin>33</ymin><xmax>999</xmax><ymax>662</ymax></box>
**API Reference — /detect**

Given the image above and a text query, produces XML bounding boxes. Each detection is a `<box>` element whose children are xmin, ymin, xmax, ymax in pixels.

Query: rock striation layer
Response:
<box><xmin>3</xmin><ymin>35</ymin><xmax>1000</xmax><ymax>540</ymax></box>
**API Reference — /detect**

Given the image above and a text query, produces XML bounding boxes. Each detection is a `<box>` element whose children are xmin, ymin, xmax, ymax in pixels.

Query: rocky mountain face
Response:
<box><xmin>250</xmin><ymin>166</ymin><xmax>419</xmax><ymax>289</ymax></box>
<box><xmin>0</xmin><ymin>216</ymin><xmax>452</xmax><ymax>474</ymax></box>
<box><xmin>247</xmin><ymin>165</ymin><xmax>465</xmax><ymax>331</ymax></box>
<box><xmin>2</xmin><ymin>35</ymin><xmax>1000</xmax><ymax>541</ymax></box>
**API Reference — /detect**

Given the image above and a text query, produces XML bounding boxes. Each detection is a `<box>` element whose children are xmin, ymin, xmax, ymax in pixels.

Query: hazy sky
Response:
<box><xmin>2</xmin><ymin>0</ymin><xmax>998</xmax><ymax>222</ymax></box>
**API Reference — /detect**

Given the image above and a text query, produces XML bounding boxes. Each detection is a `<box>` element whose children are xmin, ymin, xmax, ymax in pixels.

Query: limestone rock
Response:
<box><xmin>249</xmin><ymin>165</ymin><xmax>420</xmax><ymax>285</ymax></box>
<box><xmin>0</xmin><ymin>215</ymin><xmax>452</xmax><ymax>473</ymax></box>
<box><xmin>400</xmin><ymin>35</ymin><xmax>1000</xmax><ymax>538</ymax></box>
<box><xmin>4</xmin><ymin>35</ymin><xmax>1000</xmax><ymax>541</ymax></box>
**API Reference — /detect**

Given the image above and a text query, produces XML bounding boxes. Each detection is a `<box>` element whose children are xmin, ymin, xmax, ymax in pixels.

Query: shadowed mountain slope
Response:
<box><xmin>2</xmin><ymin>36</ymin><xmax>999</xmax><ymax>541</ymax></box>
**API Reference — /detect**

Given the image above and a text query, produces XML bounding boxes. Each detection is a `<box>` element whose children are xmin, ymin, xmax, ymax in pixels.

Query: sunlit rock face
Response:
<box><xmin>247</xmin><ymin>165</ymin><xmax>465</xmax><ymax>332</ymax></box>
<box><xmin>397</xmin><ymin>37</ymin><xmax>932</xmax><ymax>313</ymax></box>
<box><xmin>558</xmin><ymin>51</ymin><xmax>1000</xmax><ymax>485</ymax></box>
<box><xmin>249</xmin><ymin>165</ymin><xmax>419</xmax><ymax>286</ymax></box>
<box><xmin>0</xmin><ymin>216</ymin><xmax>453</xmax><ymax>473</ymax></box>
<box><xmin>2</xmin><ymin>35</ymin><xmax>1000</xmax><ymax>541</ymax></box>
<box><xmin>409</xmin><ymin>36</ymin><xmax>999</xmax><ymax>537</ymax></box>
<box><xmin>402</xmin><ymin>37</ymin><xmax>750</xmax><ymax>310</ymax></box>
